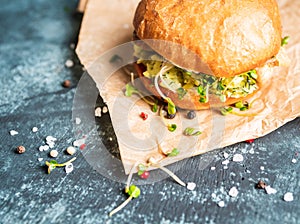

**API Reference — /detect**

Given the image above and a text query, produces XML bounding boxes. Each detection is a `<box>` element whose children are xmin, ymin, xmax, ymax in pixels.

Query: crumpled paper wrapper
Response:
<box><xmin>76</xmin><ymin>0</ymin><xmax>300</xmax><ymax>174</ymax></box>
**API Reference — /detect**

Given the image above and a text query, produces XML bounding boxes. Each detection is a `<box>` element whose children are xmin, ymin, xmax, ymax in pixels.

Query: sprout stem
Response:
<box><xmin>55</xmin><ymin>157</ymin><xmax>77</xmax><ymax>167</ymax></box>
<box><xmin>109</xmin><ymin>195</ymin><xmax>133</xmax><ymax>217</ymax></box>
<box><xmin>152</xmin><ymin>163</ymin><xmax>186</xmax><ymax>187</ymax></box>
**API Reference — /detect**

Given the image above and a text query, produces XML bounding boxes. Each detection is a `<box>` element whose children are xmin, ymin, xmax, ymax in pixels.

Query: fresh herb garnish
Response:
<box><xmin>176</xmin><ymin>87</ymin><xmax>187</xmax><ymax>100</ymax></box>
<box><xmin>152</xmin><ymin>100</ymin><xmax>158</xmax><ymax>112</ymax></box>
<box><xmin>45</xmin><ymin>157</ymin><xmax>76</xmax><ymax>174</ymax></box>
<box><xmin>109</xmin><ymin>54</ymin><xmax>123</xmax><ymax>63</ymax></box>
<box><xmin>183</xmin><ymin>127</ymin><xmax>202</xmax><ymax>136</ymax></box>
<box><xmin>167</xmin><ymin>124</ymin><xmax>177</xmax><ymax>132</ymax></box>
<box><xmin>125</xmin><ymin>83</ymin><xmax>139</xmax><ymax>97</ymax></box>
<box><xmin>109</xmin><ymin>185</ymin><xmax>141</xmax><ymax>217</ymax></box>
<box><xmin>167</xmin><ymin>148</ymin><xmax>180</xmax><ymax>157</ymax></box>
<box><xmin>281</xmin><ymin>36</ymin><xmax>290</xmax><ymax>47</ymax></box>
<box><xmin>166</xmin><ymin>97</ymin><xmax>176</xmax><ymax>115</ymax></box>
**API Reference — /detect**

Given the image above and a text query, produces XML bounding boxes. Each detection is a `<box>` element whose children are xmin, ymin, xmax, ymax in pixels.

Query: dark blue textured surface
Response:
<box><xmin>0</xmin><ymin>1</ymin><xmax>300</xmax><ymax>223</ymax></box>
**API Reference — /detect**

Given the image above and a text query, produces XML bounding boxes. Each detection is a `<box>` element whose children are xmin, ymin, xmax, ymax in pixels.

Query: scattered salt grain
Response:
<box><xmin>73</xmin><ymin>138</ymin><xmax>85</xmax><ymax>147</ymax></box>
<box><xmin>292</xmin><ymin>159</ymin><xmax>297</xmax><ymax>164</ymax></box>
<box><xmin>283</xmin><ymin>192</ymin><xmax>294</xmax><ymax>202</ymax></box>
<box><xmin>187</xmin><ymin>182</ymin><xmax>196</xmax><ymax>191</ymax></box>
<box><xmin>39</xmin><ymin>145</ymin><xmax>49</xmax><ymax>152</ymax></box>
<box><xmin>65</xmin><ymin>163</ymin><xmax>74</xmax><ymax>174</ymax></box>
<box><xmin>46</xmin><ymin>136</ymin><xmax>57</xmax><ymax>142</ymax></box>
<box><xmin>233</xmin><ymin>154</ymin><xmax>244</xmax><ymax>162</ymax></box>
<box><xmin>223</xmin><ymin>152</ymin><xmax>229</xmax><ymax>159</ymax></box>
<box><xmin>211</xmin><ymin>193</ymin><xmax>217</xmax><ymax>198</ymax></box>
<box><xmin>38</xmin><ymin>158</ymin><xmax>43</xmax><ymax>162</ymax></box>
<box><xmin>228</xmin><ymin>187</ymin><xmax>239</xmax><ymax>197</ymax></box>
<box><xmin>65</xmin><ymin>59</ymin><xmax>74</xmax><ymax>68</ymax></box>
<box><xmin>222</xmin><ymin>160</ymin><xmax>230</xmax><ymax>165</ymax></box>
<box><xmin>32</xmin><ymin>127</ymin><xmax>38</xmax><ymax>132</ymax></box>
<box><xmin>260</xmin><ymin>166</ymin><xmax>265</xmax><ymax>171</ymax></box>
<box><xmin>75</xmin><ymin>117</ymin><xmax>81</xmax><ymax>125</ymax></box>
<box><xmin>249</xmin><ymin>148</ymin><xmax>255</xmax><ymax>154</ymax></box>
<box><xmin>10</xmin><ymin>130</ymin><xmax>18</xmax><ymax>136</ymax></box>
<box><xmin>211</xmin><ymin>167</ymin><xmax>216</xmax><ymax>171</ymax></box>
<box><xmin>95</xmin><ymin>107</ymin><xmax>102</xmax><ymax>117</ymax></box>
<box><xmin>66</xmin><ymin>146</ymin><xmax>76</xmax><ymax>155</ymax></box>
<box><xmin>102</xmin><ymin>106</ymin><xmax>108</xmax><ymax>114</ymax></box>
<box><xmin>223</xmin><ymin>166</ymin><xmax>228</xmax><ymax>170</ymax></box>
<box><xmin>50</xmin><ymin>150</ymin><xmax>58</xmax><ymax>158</ymax></box>
<box><xmin>109</xmin><ymin>137</ymin><xmax>113</xmax><ymax>141</ymax></box>
<box><xmin>265</xmin><ymin>185</ymin><xmax>277</xmax><ymax>194</ymax></box>
<box><xmin>218</xmin><ymin>201</ymin><xmax>225</xmax><ymax>207</ymax></box>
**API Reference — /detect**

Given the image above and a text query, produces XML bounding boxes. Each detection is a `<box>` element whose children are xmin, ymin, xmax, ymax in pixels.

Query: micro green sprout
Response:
<box><xmin>109</xmin><ymin>185</ymin><xmax>141</xmax><ymax>217</ymax></box>
<box><xmin>183</xmin><ymin>127</ymin><xmax>202</xmax><ymax>136</ymax></box>
<box><xmin>281</xmin><ymin>36</ymin><xmax>290</xmax><ymax>47</ymax></box>
<box><xmin>45</xmin><ymin>157</ymin><xmax>76</xmax><ymax>174</ymax></box>
<box><xmin>124</xmin><ymin>83</ymin><xmax>155</xmax><ymax>106</ymax></box>
<box><xmin>167</xmin><ymin>148</ymin><xmax>180</xmax><ymax>157</ymax></box>
<box><xmin>159</xmin><ymin>106</ymin><xmax>177</xmax><ymax>132</ymax></box>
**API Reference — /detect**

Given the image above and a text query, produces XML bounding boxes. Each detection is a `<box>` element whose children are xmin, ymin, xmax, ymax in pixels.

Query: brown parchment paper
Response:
<box><xmin>76</xmin><ymin>0</ymin><xmax>300</xmax><ymax>174</ymax></box>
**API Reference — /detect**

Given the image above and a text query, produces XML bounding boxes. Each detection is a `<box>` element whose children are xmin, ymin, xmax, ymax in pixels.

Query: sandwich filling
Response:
<box><xmin>133</xmin><ymin>44</ymin><xmax>258</xmax><ymax>103</ymax></box>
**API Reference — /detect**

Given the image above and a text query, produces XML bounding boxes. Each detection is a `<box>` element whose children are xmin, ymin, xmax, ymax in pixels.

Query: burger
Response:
<box><xmin>131</xmin><ymin>0</ymin><xmax>288</xmax><ymax>111</ymax></box>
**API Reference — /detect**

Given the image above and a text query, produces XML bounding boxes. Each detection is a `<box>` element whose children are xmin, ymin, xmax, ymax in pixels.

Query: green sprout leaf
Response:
<box><xmin>137</xmin><ymin>164</ymin><xmax>146</xmax><ymax>176</ymax></box>
<box><xmin>152</xmin><ymin>101</ymin><xmax>158</xmax><ymax>113</ymax></box>
<box><xmin>127</xmin><ymin>185</ymin><xmax>141</xmax><ymax>198</ymax></box>
<box><xmin>281</xmin><ymin>36</ymin><xmax>290</xmax><ymax>47</ymax></box>
<box><xmin>167</xmin><ymin>124</ymin><xmax>177</xmax><ymax>132</ymax></box>
<box><xmin>166</xmin><ymin>98</ymin><xmax>176</xmax><ymax>115</ymax></box>
<box><xmin>125</xmin><ymin>83</ymin><xmax>139</xmax><ymax>97</ymax></box>
<box><xmin>167</xmin><ymin>148</ymin><xmax>180</xmax><ymax>157</ymax></box>
<box><xmin>183</xmin><ymin>127</ymin><xmax>202</xmax><ymax>136</ymax></box>
<box><xmin>220</xmin><ymin>107</ymin><xmax>233</xmax><ymax>115</ymax></box>
<box><xmin>45</xmin><ymin>157</ymin><xmax>76</xmax><ymax>174</ymax></box>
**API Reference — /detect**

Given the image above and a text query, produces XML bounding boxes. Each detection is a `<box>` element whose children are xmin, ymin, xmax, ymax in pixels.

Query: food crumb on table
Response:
<box><xmin>283</xmin><ymin>192</ymin><xmax>294</xmax><ymax>202</ymax></box>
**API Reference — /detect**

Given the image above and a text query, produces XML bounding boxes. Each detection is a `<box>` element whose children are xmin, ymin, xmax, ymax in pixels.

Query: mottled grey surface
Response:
<box><xmin>0</xmin><ymin>0</ymin><xmax>299</xmax><ymax>224</ymax></box>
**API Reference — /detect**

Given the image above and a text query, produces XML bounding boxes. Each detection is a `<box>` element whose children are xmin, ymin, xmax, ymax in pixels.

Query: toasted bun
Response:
<box><xmin>134</xmin><ymin>63</ymin><xmax>260</xmax><ymax>110</ymax></box>
<box><xmin>133</xmin><ymin>0</ymin><xmax>282</xmax><ymax>77</ymax></box>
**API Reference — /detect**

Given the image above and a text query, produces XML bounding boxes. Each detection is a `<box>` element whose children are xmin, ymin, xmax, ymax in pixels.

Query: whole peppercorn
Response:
<box><xmin>187</xmin><ymin>111</ymin><xmax>196</xmax><ymax>119</ymax></box>
<box><xmin>16</xmin><ymin>145</ymin><xmax>26</xmax><ymax>154</ymax></box>
<box><xmin>62</xmin><ymin>80</ymin><xmax>71</xmax><ymax>88</ymax></box>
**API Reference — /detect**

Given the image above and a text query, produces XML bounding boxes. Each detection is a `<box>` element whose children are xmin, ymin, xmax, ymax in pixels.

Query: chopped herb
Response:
<box><xmin>109</xmin><ymin>54</ymin><xmax>123</xmax><ymax>63</ymax></box>
<box><xmin>220</xmin><ymin>107</ymin><xmax>233</xmax><ymax>115</ymax></box>
<box><xmin>281</xmin><ymin>36</ymin><xmax>290</xmax><ymax>47</ymax></box>
<box><xmin>109</xmin><ymin>185</ymin><xmax>141</xmax><ymax>217</ymax></box>
<box><xmin>167</xmin><ymin>124</ymin><xmax>177</xmax><ymax>132</ymax></box>
<box><xmin>183</xmin><ymin>127</ymin><xmax>202</xmax><ymax>136</ymax></box>
<box><xmin>125</xmin><ymin>83</ymin><xmax>139</xmax><ymax>97</ymax></box>
<box><xmin>167</xmin><ymin>148</ymin><xmax>180</xmax><ymax>157</ymax></box>
<box><xmin>176</xmin><ymin>87</ymin><xmax>187</xmax><ymax>100</ymax></box>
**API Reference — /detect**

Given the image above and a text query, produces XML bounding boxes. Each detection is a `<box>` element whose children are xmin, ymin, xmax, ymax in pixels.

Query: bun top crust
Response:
<box><xmin>133</xmin><ymin>0</ymin><xmax>282</xmax><ymax>77</ymax></box>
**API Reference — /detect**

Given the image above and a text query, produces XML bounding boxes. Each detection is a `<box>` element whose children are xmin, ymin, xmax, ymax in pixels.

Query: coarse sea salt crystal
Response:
<box><xmin>187</xmin><ymin>182</ymin><xmax>196</xmax><ymax>191</ymax></box>
<box><xmin>10</xmin><ymin>130</ymin><xmax>18</xmax><ymax>136</ymax></box>
<box><xmin>102</xmin><ymin>106</ymin><xmax>108</xmax><ymax>113</ymax></box>
<box><xmin>39</xmin><ymin>145</ymin><xmax>50</xmax><ymax>152</ymax></box>
<box><xmin>265</xmin><ymin>185</ymin><xmax>277</xmax><ymax>194</ymax></box>
<box><xmin>292</xmin><ymin>159</ymin><xmax>297</xmax><ymax>163</ymax></box>
<box><xmin>32</xmin><ymin>127</ymin><xmax>38</xmax><ymax>132</ymax></box>
<box><xmin>211</xmin><ymin>167</ymin><xmax>216</xmax><ymax>171</ymax></box>
<box><xmin>73</xmin><ymin>138</ymin><xmax>85</xmax><ymax>147</ymax></box>
<box><xmin>75</xmin><ymin>117</ymin><xmax>81</xmax><ymax>125</ymax></box>
<box><xmin>233</xmin><ymin>154</ymin><xmax>244</xmax><ymax>162</ymax></box>
<box><xmin>95</xmin><ymin>107</ymin><xmax>102</xmax><ymax>117</ymax></box>
<box><xmin>260</xmin><ymin>166</ymin><xmax>265</xmax><ymax>170</ymax></box>
<box><xmin>283</xmin><ymin>192</ymin><xmax>294</xmax><ymax>202</ymax></box>
<box><xmin>218</xmin><ymin>201</ymin><xmax>225</xmax><ymax>207</ymax></box>
<box><xmin>228</xmin><ymin>187</ymin><xmax>239</xmax><ymax>197</ymax></box>
<box><xmin>38</xmin><ymin>158</ymin><xmax>43</xmax><ymax>162</ymax></box>
<box><xmin>222</xmin><ymin>160</ymin><xmax>230</xmax><ymax>165</ymax></box>
<box><xmin>65</xmin><ymin>163</ymin><xmax>74</xmax><ymax>174</ymax></box>
<box><xmin>65</xmin><ymin>59</ymin><xmax>74</xmax><ymax>68</ymax></box>
<box><xmin>223</xmin><ymin>152</ymin><xmax>229</xmax><ymax>159</ymax></box>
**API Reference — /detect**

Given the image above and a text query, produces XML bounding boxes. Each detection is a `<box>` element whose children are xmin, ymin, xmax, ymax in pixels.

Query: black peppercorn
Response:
<box><xmin>163</xmin><ymin>105</ymin><xmax>176</xmax><ymax>119</ymax></box>
<box><xmin>187</xmin><ymin>110</ymin><xmax>196</xmax><ymax>119</ymax></box>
